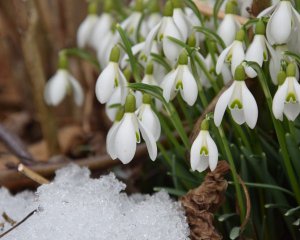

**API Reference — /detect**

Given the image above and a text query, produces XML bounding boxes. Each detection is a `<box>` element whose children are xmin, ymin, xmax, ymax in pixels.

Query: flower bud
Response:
<box><xmin>201</xmin><ymin>119</ymin><xmax>209</xmax><ymax>131</ymax></box>
<box><xmin>88</xmin><ymin>2</ymin><xmax>98</xmax><ymax>15</ymax></box>
<box><xmin>234</xmin><ymin>64</ymin><xmax>246</xmax><ymax>81</ymax></box>
<box><xmin>163</xmin><ymin>1</ymin><xmax>174</xmax><ymax>17</ymax></box>
<box><xmin>277</xmin><ymin>70</ymin><xmax>287</xmax><ymax>85</ymax></box>
<box><xmin>109</xmin><ymin>45</ymin><xmax>121</xmax><ymax>63</ymax></box>
<box><xmin>142</xmin><ymin>93</ymin><xmax>152</xmax><ymax>104</ymax></box>
<box><xmin>58</xmin><ymin>51</ymin><xmax>68</xmax><ymax>69</ymax></box>
<box><xmin>235</xmin><ymin>29</ymin><xmax>245</xmax><ymax>41</ymax></box>
<box><xmin>187</xmin><ymin>33</ymin><xmax>196</xmax><ymax>48</ymax></box>
<box><xmin>178</xmin><ymin>50</ymin><xmax>188</xmax><ymax>65</ymax></box>
<box><xmin>115</xmin><ymin>107</ymin><xmax>125</xmax><ymax>122</ymax></box>
<box><xmin>146</xmin><ymin>62</ymin><xmax>154</xmax><ymax>75</ymax></box>
<box><xmin>255</xmin><ymin>20</ymin><xmax>266</xmax><ymax>35</ymax></box>
<box><xmin>225</xmin><ymin>0</ymin><xmax>238</xmax><ymax>14</ymax></box>
<box><xmin>135</xmin><ymin>0</ymin><xmax>143</xmax><ymax>12</ymax></box>
<box><xmin>125</xmin><ymin>94</ymin><xmax>136</xmax><ymax>113</ymax></box>
<box><xmin>286</xmin><ymin>62</ymin><xmax>297</xmax><ymax>77</ymax></box>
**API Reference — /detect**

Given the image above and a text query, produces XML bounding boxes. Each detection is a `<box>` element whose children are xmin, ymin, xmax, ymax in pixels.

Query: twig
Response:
<box><xmin>2</xmin><ymin>213</ymin><xmax>16</xmax><ymax>226</ymax></box>
<box><xmin>0</xmin><ymin>124</ymin><xmax>35</xmax><ymax>165</ymax></box>
<box><xmin>238</xmin><ymin>175</ymin><xmax>251</xmax><ymax>233</ymax></box>
<box><xmin>0</xmin><ymin>210</ymin><xmax>37</xmax><ymax>239</ymax></box>
<box><xmin>18</xmin><ymin>164</ymin><xmax>49</xmax><ymax>185</ymax></box>
<box><xmin>194</xmin><ymin>0</ymin><xmax>248</xmax><ymax>25</ymax></box>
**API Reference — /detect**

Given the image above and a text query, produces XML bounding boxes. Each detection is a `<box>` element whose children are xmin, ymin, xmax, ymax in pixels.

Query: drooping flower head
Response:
<box><xmin>95</xmin><ymin>45</ymin><xmax>128</xmax><ymax>104</ymax></box>
<box><xmin>161</xmin><ymin>50</ymin><xmax>198</xmax><ymax>106</ymax></box>
<box><xmin>214</xmin><ymin>64</ymin><xmax>258</xmax><ymax>128</ymax></box>
<box><xmin>245</xmin><ymin>19</ymin><xmax>276</xmax><ymax>78</ymax></box>
<box><xmin>217</xmin><ymin>0</ymin><xmax>241</xmax><ymax>47</ymax></box>
<box><xmin>44</xmin><ymin>52</ymin><xmax>84</xmax><ymax>107</ymax></box>
<box><xmin>258</xmin><ymin>0</ymin><xmax>300</xmax><ymax>48</ymax></box>
<box><xmin>190</xmin><ymin>119</ymin><xmax>218</xmax><ymax>172</ymax></box>
<box><xmin>273</xmin><ymin>63</ymin><xmax>300</xmax><ymax>121</ymax></box>
<box><xmin>144</xmin><ymin>0</ymin><xmax>184</xmax><ymax>65</ymax></box>
<box><xmin>106</xmin><ymin>93</ymin><xmax>158</xmax><ymax>164</ymax></box>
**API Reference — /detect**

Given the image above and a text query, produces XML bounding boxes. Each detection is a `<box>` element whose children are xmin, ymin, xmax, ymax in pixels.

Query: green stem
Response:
<box><xmin>218</xmin><ymin>126</ymin><xmax>246</xmax><ymax>220</ymax></box>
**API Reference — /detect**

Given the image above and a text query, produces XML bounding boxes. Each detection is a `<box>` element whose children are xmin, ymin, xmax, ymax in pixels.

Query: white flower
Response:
<box><xmin>136</xmin><ymin>96</ymin><xmax>161</xmax><ymax>141</ymax></box>
<box><xmin>144</xmin><ymin>1</ymin><xmax>184</xmax><ymax>65</ymax></box>
<box><xmin>173</xmin><ymin>7</ymin><xmax>191</xmax><ymax>41</ymax></box>
<box><xmin>190</xmin><ymin>123</ymin><xmax>218</xmax><ymax>172</ymax></box>
<box><xmin>91</xmin><ymin>13</ymin><xmax>114</xmax><ymax>50</ymax></box>
<box><xmin>147</xmin><ymin>12</ymin><xmax>162</xmax><ymax>30</ymax></box>
<box><xmin>44</xmin><ymin>69</ymin><xmax>84</xmax><ymax>106</ymax></box>
<box><xmin>77</xmin><ymin>15</ymin><xmax>98</xmax><ymax>48</ymax></box>
<box><xmin>214</xmin><ymin>65</ymin><xmax>258</xmax><ymax>128</ymax></box>
<box><xmin>216</xmin><ymin>38</ymin><xmax>245</xmax><ymax>76</ymax></box>
<box><xmin>217</xmin><ymin>14</ymin><xmax>240</xmax><ymax>47</ymax></box>
<box><xmin>95</xmin><ymin>46</ymin><xmax>128</xmax><ymax>104</ymax></box>
<box><xmin>273</xmin><ymin>75</ymin><xmax>300</xmax><ymax>121</ymax></box>
<box><xmin>107</xmin><ymin>94</ymin><xmax>157</xmax><ymax>164</ymax></box>
<box><xmin>244</xmin><ymin>20</ymin><xmax>276</xmax><ymax>78</ymax></box>
<box><xmin>161</xmin><ymin>51</ymin><xmax>198</xmax><ymax>106</ymax></box>
<box><xmin>258</xmin><ymin>0</ymin><xmax>300</xmax><ymax>46</ymax></box>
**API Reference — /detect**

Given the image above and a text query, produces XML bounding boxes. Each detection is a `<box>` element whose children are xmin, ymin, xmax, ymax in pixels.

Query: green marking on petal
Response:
<box><xmin>176</xmin><ymin>81</ymin><xmax>183</xmax><ymax>90</ymax></box>
<box><xmin>286</xmin><ymin>92</ymin><xmax>297</xmax><ymax>103</ymax></box>
<box><xmin>159</xmin><ymin>34</ymin><xmax>164</xmax><ymax>41</ymax></box>
<box><xmin>114</xmin><ymin>78</ymin><xmax>119</xmax><ymax>87</ymax></box>
<box><xmin>230</xmin><ymin>99</ymin><xmax>243</xmax><ymax>109</ymax></box>
<box><xmin>200</xmin><ymin>146</ymin><xmax>209</xmax><ymax>155</ymax></box>
<box><xmin>263</xmin><ymin>51</ymin><xmax>268</xmax><ymax>61</ymax></box>
<box><xmin>226</xmin><ymin>53</ymin><xmax>232</xmax><ymax>63</ymax></box>
<box><xmin>136</xmin><ymin>132</ymin><xmax>140</xmax><ymax>142</ymax></box>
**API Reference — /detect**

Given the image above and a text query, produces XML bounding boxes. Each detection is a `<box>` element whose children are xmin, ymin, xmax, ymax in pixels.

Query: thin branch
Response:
<box><xmin>18</xmin><ymin>164</ymin><xmax>50</xmax><ymax>185</ymax></box>
<box><xmin>0</xmin><ymin>210</ymin><xmax>37</xmax><ymax>239</ymax></box>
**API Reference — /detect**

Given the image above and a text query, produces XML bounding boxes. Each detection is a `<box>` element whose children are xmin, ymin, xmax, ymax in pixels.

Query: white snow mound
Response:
<box><xmin>0</xmin><ymin>164</ymin><xmax>189</xmax><ymax>240</ymax></box>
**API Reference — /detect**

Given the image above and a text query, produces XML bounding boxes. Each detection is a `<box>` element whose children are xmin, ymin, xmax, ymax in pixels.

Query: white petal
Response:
<box><xmin>241</xmin><ymin>82</ymin><xmax>258</xmax><ymax>128</ymax></box>
<box><xmin>147</xmin><ymin>13</ymin><xmax>162</xmax><ymax>30</ymax></box>
<box><xmin>216</xmin><ymin>42</ymin><xmax>234</xmax><ymax>74</ymax></box>
<box><xmin>114</xmin><ymin>113</ymin><xmax>137</xmax><ymax>164</ymax></box>
<box><xmin>105</xmin><ymin>87</ymin><xmax>122</xmax><ymax>122</ymax></box>
<box><xmin>138</xmin><ymin>119</ymin><xmax>157</xmax><ymax>161</ymax></box>
<box><xmin>162</xmin><ymin>17</ymin><xmax>184</xmax><ymax>64</ymax></box>
<box><xmin>245</xmin><ymin>35</ymin><xmax>265</xmax><ymax>78</ymax></box>
<box><xmin>268</xmin><ymin>44</ymin><xmax>281</xmax><ymax>85</ymax></box>
<box><xmin>44</xmin><ymin>70</ymin><xmax>68</xmax><ymax>106</ymax></box>
<box><xmin>117</xmin><ymin>69</ymin><xmax>128</xmax><ymax>104</ymax></box>
<box><xmin>144</xmin><ymin>22</ymin><xmax>161</xmax><ymax>56</ymax></box>
<box><xmin>95</xmin><ymin>63</ymin><xmax>116</xmax><ymax>104</ymax></box>
<box><xmin>91</xmin><ymin>13</ymin><xmax>113</xmax><ymax>50</ymax></box>
<box><xmin>77</xmin><ymin>15</ymin><xmax>98</xmax><ymax>48</ymax></box>
<box><xmin>106</xmin><ymin>122</ymin><xmax>119</xmax><ymax>159</ymax></box>
<box><xmin>288</xmin><ymin>8</ymin><xmax>300</xmax><ymax>53</ymax></box>
<box><xmin>267</xmin><ymin>2</ymin><xmax>292</xmax><ymax>44</ymax></box>
<box><xmin>217</xmin><ymin>14</ymin><xmax>240</xmax><ymax>46</ymax></box>
<box><xmin>231</xmin><ymin>41</ymin><xmax>245</xmax><ymax>75</ymax></box>
<box><xmin>230</xmin><ymin>107</ymin><xmax>246</xmax><ymax>125</ymax></box>
<box><xmin>257</xmin><ymin>4</ymin><xmax>276</xmax><ymax>18</ymax></box>
<box><xmin>161</xmin><ymin>69</ymin><xmax>178</xmax><ymax>102</ymax></box>
<box><xmin>181</xmin><ymin>66</ymin><xmax>198</xmax><ymax>106</ymax></box>
<box><xmin>272</xmin><ymin>80</ymin><xmax>288</xmax><ymax>120</ymax></box>
<box><xmin>138</xmin><ymin>105</ymin><xmax>161</xmax><ymax>141</ymax></box>
<box><xmin>214</xmin><ymin>82</ymin><xmax>236</xmax><ymax>126</ymax></box>
<box><xmin>206</xmin><ymin>133</ymin><xmax>218</xmax><ymax>171</ymax></box>
<box><xmin>190</xmin><ymin>132</ymin><xmax>207</xmax><ymax>171</ymax></box>
<box><xmin>68</xmin><ymin>73</ymin><xmax>84</xmax><ymax>106</ymax></box>
<box><xmin>283</xmin><ymin>102</ymin><xmax>300</xmax><ymax>121</ymax></box>
<box><xmin>173</xmin><ymin>8</ymin><xmax>190</xmax><ymax>41</ymax></box>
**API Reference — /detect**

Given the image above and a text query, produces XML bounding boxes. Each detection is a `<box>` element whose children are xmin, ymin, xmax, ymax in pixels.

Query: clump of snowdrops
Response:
<box><xmin>45</xmin><ymin>0</ymin><xmax>300</xmax><ymax>238</ymax></box>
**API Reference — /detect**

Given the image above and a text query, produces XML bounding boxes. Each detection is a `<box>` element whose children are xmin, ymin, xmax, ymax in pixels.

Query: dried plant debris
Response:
<box><xmin>180</xmin><ymin>161</ymin><xmax>230</xmax><ymax>240</ymax></box>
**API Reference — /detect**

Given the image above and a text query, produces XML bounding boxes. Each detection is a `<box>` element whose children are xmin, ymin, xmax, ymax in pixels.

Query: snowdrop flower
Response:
<box><xmin>172</xmin><ymin>0</ymin><xmax>192</xmax><ymax>41</ymax></box>
<box><xmin>44</xmin><ymin>53</ymin><xmax>84</xmax><ymax>106</ymax></box>
<box><xmin>245</xmin><ymin>20</ymin><xmax>276</xmax><ymax>78</ymax></box>
<box><xmin>258</xmin><ymin>0</ymin><xmax>300</xmax><ymax>46</ymax></box>
<box><xmin>190</xmin><ymin>119</ymin><xmax>218</xmax><ymax>172</ymax></box>
<box><xmin>91</xmin><ymin>0</ymin><xmax>114</xmax><ymax>50</ymax></box>
<box><xmin>136</xmin><ymin>94</ymin><xmax>161</xmax><ymax>141</ymax></box>
<box><xmin>77</xmin><ymin>2</ymin><xmax>98</xmax><ymax>48</ymax></box>
<box><xmin>146</xmin><ymin>0</ymin><xmax>162</xmax><ymax>30</ymax></box>
<box><xmin>161</xmin><ymin>50</ymin><xmax>198</xmax><ymax>106</ymax></box>
<box><xmin>107</xmin><ymin>94</ymin><xmax>157</xmax><ymax>164</ymax></box>
<box><xmin>216</xmin><ymin>29</ymin><xmax>245</xmax><ymax>76</ymax></box>
<box><xmin>121</xmin><ymin>0</ymin><xmax>147</xmax><ymax>42</ymax></box>
<box><xmin>145</xmin><ymin>0</ymin><xmax>184</xmax><ymax>65</ymax></box>
<box><xmin>217</xmin><ymin>0</ymin><xmax>240</xmax><ymax>47</ymax></box>
<box><xmin>273</xmin><ymin>63</ymin><xmax>300</xmax><ymax>121</ymax></box>
<box><xmin>95</xmin><ymin>46</ymin><xmax>128</xmax><ymax>104</ymax></box>
<box><xmin>214</xmin><ymin>64</ymin><xmax>258</xmax><ymax>129</ymax></box>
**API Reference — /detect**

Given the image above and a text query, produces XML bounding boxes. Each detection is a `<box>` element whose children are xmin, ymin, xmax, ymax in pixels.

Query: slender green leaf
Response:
<box><xmin>194</xmin><ymin>26</ymin><xmax>226</xmax><ymax>49</ymax></box>
<box><xmin>183</xmin><ymin>0</ymin><xmax>204</xmax><ymax>25</ymax></box>
<box><xmin>150</xmin><ymin>53</ymin><xmax>172</xmax><ymax>72</ymax></box>
<box><xmin>213</xmin><ymin>0</ymin><xmax>224</xmax><ymax>29</ymax></box>
<box><xmin>64</xmin><ymin>48</ymin><xmax>100</xmax><ymax>69</ymax></box>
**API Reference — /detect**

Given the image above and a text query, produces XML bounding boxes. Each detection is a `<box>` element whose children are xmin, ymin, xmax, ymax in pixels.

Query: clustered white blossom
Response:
<box><xmin>44</xmin><ymin>0</ymin><xmax>300</xmax><ymax>173</ymax></box>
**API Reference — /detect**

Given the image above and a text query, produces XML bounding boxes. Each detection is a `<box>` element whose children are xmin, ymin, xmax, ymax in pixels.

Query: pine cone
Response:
<box><xmin>180</xmin><ymin>161</ymin><xmax>230</xmax><ymax>240</ymax></box>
